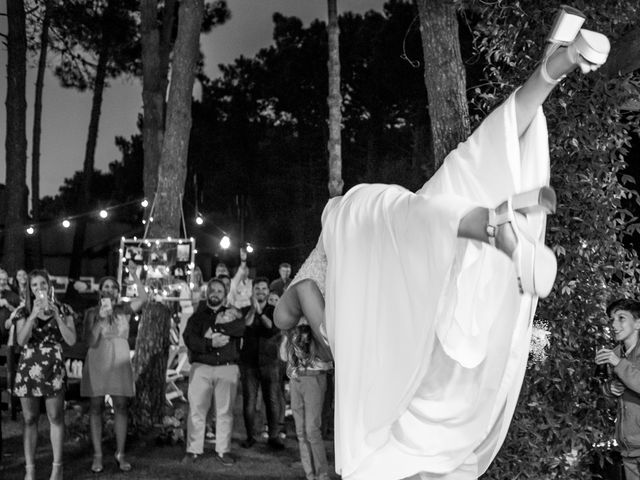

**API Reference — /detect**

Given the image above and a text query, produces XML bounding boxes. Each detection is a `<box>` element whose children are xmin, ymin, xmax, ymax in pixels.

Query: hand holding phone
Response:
<box><xmin>36</xmin><ymin>289</ymin><xmax>53</xmax><ymax>315</ymax></box>
<box><xmin>99</xmin><ymin>297</ymin><xmax>113</xmax><ymax>319</ymax></box>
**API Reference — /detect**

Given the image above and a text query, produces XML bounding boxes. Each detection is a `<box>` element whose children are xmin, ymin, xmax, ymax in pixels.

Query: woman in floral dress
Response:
<box><xmin>13</xmin><ymin>269</ymin><xmax>77</xmax><ymax>480</ymax></box>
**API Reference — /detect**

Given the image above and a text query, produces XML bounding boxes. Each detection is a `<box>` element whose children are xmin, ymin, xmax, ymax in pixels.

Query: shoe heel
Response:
<box><xmin>511</xmin><ymin>186</ymin><xmax>557</xmax><ymax>215</ymax></box>
<box><xmin>545</xmin><ymin>6</ymin><xmax>585</xmax><ymax>53</ymax></box>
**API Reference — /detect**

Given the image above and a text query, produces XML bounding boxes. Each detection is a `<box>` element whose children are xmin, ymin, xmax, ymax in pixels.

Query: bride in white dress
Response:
<box><xmin>275</xmin><ymin>9</ymin><xmax>610</xmax><ymax>480</ymax></box>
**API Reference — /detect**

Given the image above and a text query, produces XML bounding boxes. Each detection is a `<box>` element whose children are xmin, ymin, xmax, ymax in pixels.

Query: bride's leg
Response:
<box><xmin>457</xmin><ymin>187</ymin><xmax>557</xmax><ymax>298</ymax></box>
<box><xmin>515</xmin><ymin>46</ymin><xmax>580</xmax><ymax>137</ymax></box>
<box><xmin>457</xmin><ymin>207</ymin><xmax>516</xmax><ymax>257</ymax></box>
<box><xmin>275</xmin><ymin>280</ymin><xmax>333</xmax><ymax>360</ymax></box>
<box><xmin>275</xmin><ymin>280</ymin><xmax>325</xmax><ymax>330</ymax></box>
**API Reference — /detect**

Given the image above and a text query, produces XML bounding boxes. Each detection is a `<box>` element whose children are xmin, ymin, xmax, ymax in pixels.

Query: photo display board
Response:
<box><xmin>117</xmin><ymin>237</ymin><xmax>196</xmax><ymax>300</ymax></box>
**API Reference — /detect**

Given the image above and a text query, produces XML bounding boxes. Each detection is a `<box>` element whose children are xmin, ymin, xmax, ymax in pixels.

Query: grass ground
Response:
<box><xmin>0</xmin><ymin>380</ymin><xmax>340</xmax><ymax>480</ymax></box>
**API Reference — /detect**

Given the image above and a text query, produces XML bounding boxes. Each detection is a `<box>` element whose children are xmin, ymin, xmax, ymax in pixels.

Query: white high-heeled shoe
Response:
<box><xmin>488</xmin><ymin>187</ymin><xmax>558</xmax><ymax>298</ymax></box>
<box><xmin>541</xmin><ymin>6</ymin><xmax>611</xmax><ymax>83</ymax></box>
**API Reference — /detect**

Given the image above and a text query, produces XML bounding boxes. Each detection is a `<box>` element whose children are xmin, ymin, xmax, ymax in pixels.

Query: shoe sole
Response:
<box><xmin>574</xmin><ymin>29</ymin><xmax>610</xmax><ymax>65</ymax></box>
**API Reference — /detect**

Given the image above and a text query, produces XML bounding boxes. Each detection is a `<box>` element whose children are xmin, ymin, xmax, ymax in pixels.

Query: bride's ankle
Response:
<box><xmin>494</xmin><ymin>220</ymin><xmax>517</xmax><ymax>258</ymax></box>
<box><xmin>541</xmin><ymin>46</ymin><xmax>578</xmax><ymax>84</ymax></box>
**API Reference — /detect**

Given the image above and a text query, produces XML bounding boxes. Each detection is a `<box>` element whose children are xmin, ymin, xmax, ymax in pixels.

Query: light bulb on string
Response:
<box><xmin>141</xmin><ymin>199</ymin><xmax>149</xmax><ymax>208</ymax></box>
<box><xmin>62</xmin><ymin>219</ymin><xmax>71</xmax><ymax>228</ymax></box>
<box><xmin>246</xmin><ymin>244</ymin><xmax>254</xmax><ymax>254</ymax></box>
<box><xmin>99</xmin><ymin>209</ymin><xmax>108</xmax><ymax>219</ymax></box>
<box><xmin>26</xmin><ymin>226</ymin><xmax>35</xmax><ymax>235</ymax></box>
<box><xmin>220</xmin><ymin>235</ymin><xmax>231</xmax><ymax>249</ymax></box>
<box><xmin>195</xmin><ymin>215</ymin><xmax>204</xmax><ymax>225</ymax></box>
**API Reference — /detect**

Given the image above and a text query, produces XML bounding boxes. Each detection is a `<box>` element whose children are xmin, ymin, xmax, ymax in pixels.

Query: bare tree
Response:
<box><xmin>327</xmin><ymin>0</ymin><xmax>343</xmax><ymax>198</ymax></box>
<box><xmin>4</xmin><ymin>0</ymin><xmax>28</xmax><ymax>273</ymax></box>
<box><xmin>30</xmin><ymin>0</ymin><xmax>53</xmax><ymax>268</ymax></box>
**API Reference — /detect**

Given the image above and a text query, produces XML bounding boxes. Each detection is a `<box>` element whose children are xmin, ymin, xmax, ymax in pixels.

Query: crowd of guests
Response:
<box><xmin>4</xmin><ymin>258</ymin><xmax>640</xmax><ymax>480</ymax></box>
<box><xmin>0</xmin><ymin>257</ymin><xmax>332</xmax><ymax>480</ymax></box>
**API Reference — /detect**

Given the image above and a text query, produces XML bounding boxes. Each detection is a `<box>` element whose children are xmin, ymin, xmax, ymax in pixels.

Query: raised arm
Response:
<box><xmin>127</xmin><ymin>260</ymin><xmax>148</xmax><ymax>312</ymax></box>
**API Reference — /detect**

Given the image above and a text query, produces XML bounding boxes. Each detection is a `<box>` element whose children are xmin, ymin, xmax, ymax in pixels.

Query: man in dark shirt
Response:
<box><xmin>182</xmin><ymin>278</ymin><xmax>245</xmax><ymax>466</ymax></box>
<box><xmin>269</xmin><ymin>263</ymin><xmax>292</xmax><ymax>297</ymax></box>
<box><xmin>240</xmin><ymin>277</ymin><xmax>286</xmax><ymax>450</ymax></box>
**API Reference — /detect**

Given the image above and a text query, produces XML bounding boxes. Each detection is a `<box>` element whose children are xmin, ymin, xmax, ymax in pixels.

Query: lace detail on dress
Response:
<box><xmin>291</xmin><ymin>245</ymin><xmax>327</xmax><ymax>297</ymax></box>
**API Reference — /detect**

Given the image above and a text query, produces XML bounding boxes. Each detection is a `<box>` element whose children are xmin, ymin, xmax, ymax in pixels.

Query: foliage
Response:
<box><xmin>46</xmin><ymin>0</ymin><xmax>140</xmax><ymax>90</ymax></box>
<box><xmin>467</xmin><ymin>1</ymin><xmax>640</xmax><ymax>478</ymax></box>
<box><xmin>185</xmin><ymin>0</ymin><xmax>428</xmax><ymax>268</ymax></box>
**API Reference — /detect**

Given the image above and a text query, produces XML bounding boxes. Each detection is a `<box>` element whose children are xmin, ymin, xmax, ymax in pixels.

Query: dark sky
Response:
<box><xmin>0</xmin><ymin>0</ymin><xmax>385</xmax><ymax>199</ymax></box>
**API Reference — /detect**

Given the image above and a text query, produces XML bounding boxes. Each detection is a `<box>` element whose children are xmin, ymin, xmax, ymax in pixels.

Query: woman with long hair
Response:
<box><xmin>12</xmin><ymin>268</ymin><xmax>29</xmax><ymax>301</ymax></box>
<box><xmin>13</xmin><ymin>269</ymin><xmax>77</xmax><ymax>480</ymax></box>
<box><xmin>281</xmin><ymin>321</ymin><xmax>333</xmax><ymax>480</ymax></box>
<box><xmin>80</xmin><ymin>261</ymin><xmax>147</xmax><ymax>473</ymax></box>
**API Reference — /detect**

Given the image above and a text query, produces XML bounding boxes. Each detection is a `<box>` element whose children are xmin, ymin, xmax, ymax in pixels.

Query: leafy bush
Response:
<box><xmin>467</xmin><ymin>1</ymin><xmax>640</xmax><ymax>478</ymax></box>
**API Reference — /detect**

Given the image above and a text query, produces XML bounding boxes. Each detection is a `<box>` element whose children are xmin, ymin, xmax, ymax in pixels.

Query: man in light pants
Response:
<box><xmin>181</xmin><ymin>278</ymin><xmax>245</xmax><ymax>466</ymax></box>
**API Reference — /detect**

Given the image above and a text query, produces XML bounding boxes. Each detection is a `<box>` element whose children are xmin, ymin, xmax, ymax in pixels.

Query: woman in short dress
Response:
<box><xmin>81</xmin><ymin>262</ymin><xmax>147</xmax><ymax>473</ymax></box>
<box><xmin>13</xmin><ymin>269</ymin><xmax>77</xmax><ymax>480</ymax></box>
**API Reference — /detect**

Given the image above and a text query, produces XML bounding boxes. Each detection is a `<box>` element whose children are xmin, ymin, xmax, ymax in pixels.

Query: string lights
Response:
<box><xmin>3</xmin><ymin>196</ymin><xmax>308</xmax><ymax>253</ymax></box>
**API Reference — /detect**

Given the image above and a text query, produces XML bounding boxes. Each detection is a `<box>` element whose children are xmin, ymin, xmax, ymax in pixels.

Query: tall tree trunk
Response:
<box><xmin>326</xmin><ymin>0</ymin><xmax>343</xmax><ymax>198</ymax></box>
<box><xmin>148</xmin><ymin>0</ymin><xmax>203</xmax><ymax>238</ymax></box>
<box><xmin>141</xmin><ymin>0</ymin><xmax>164</xmax><ymax>201</ymax></box>
<box><xmin>159</xmin><ymin>0</ymin><xmax>177</xmax><ymax>97</ymax></box>
<box><xmin>130</xmin><ymin>302</ymin><xmax>172</xmax><ymax>431</ymax></box>
<box><xmin>31</xmin><ymin>0</ymin><xmax>53</xmax><ymax>268</ymax></box>
<box><xmin>4</xmin><ymin>0</ymin><xmax>28</xmax><ymax>274</ymax></box>
<box><xmin>416</xmin><ymin>0</ymin><xmax>469</xmax><ymax>168</ymax></box>
<box><xmin>133</xmin><ymin>0</ymin><xmax>203</xmax><ymax>431</ymax></box>
<box><xmin>141</xmin><ymin>0</ymin><xmax>176</xmax><ymax>202</ymax></box>
<box><xmin>68</xmin><ymin>42</ymin><xmax>109</xmax><ymax>279</ymax></box>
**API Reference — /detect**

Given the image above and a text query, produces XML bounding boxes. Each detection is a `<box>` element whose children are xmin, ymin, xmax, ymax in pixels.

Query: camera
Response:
<box><xmin>37</xmin><ymin>289</ymin><xmax>53</xmax><ymax>316</ymax></box>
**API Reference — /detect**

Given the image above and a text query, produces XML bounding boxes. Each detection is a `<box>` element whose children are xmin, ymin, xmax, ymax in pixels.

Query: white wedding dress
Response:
<box><xmin>293</xmin><ymin>91</ymin><xmax>550</xmax><ymax>479</ymax></box>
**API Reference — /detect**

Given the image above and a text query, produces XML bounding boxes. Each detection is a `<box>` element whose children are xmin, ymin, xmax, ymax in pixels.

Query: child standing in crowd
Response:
<box><xmin>281</xmin><ymin>320</ymin><xmax>333</xmax><ymax>480</ymax></box>
<box><xmin>595</xmin><ymin>299</ymin><xmax>640</xmax><ymax>480</ymax></box>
